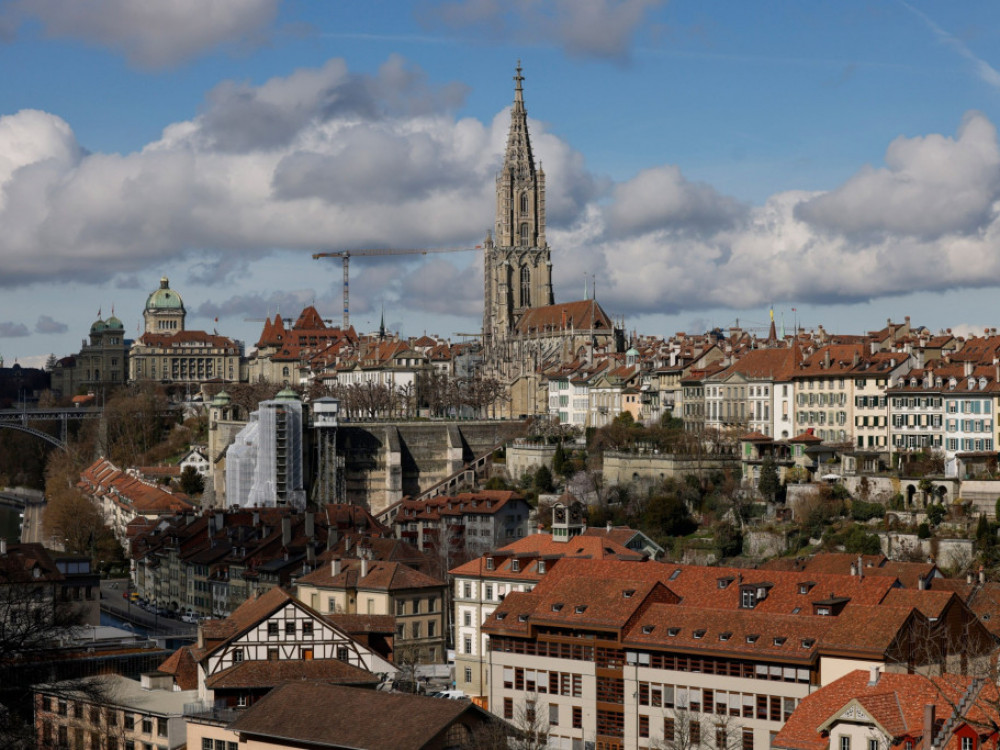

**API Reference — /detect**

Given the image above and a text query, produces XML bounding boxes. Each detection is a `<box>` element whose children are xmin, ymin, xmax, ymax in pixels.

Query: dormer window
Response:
<box><xmin>496</xmin><ymin>612</ymin><xmax>507</xmax><ymax>620</ymax></box>
<box><xmin>642</xmin><ymin>625</ymin><xmax>655</xmax><ymax>634</ymax></box>
<box><xmin>798</xmin><ymin>582</ymin><xmax>815</xmax><ymax>594</ymax></box>
<box><xmin>486</xmin><ymin>557</ymin><xmax>494</xmax><ymax>571</ymax></box>
<box><xmin>552</xmin><ymin>603</ymin><xmax>564</xmax><ymax>612</ymax></box>
<box><xmin>746</xmin><ymin>634</ymin><xmax>759</xmax><ymax>644</ymax></box>
<box><xmin>538</xmin><ymin>560</ymin><xmax>546</xmax><ymax>574</ymax></box>
<box><xmin>801</xmin><ymin>638</ymin><xmax>815</xmax><ymax>648</ymax></box>
<box><xmin>575</xmin><ymin>605</ymin><xmax>588</xmax><ymax>614</ymax></box>
<box><xmin>511</xmin><ymin>559</ymin><xmax>520</xmax><ymax>572</ymax></box>
<box><xmin>773</xmin><ymin>637</ymin><xmax>786</xmax><ymax>646</ymax></box>
<box><xmin>518</xmin><ymin>614</ymin><xmax>529</xmax><ymax>622</ymax></box>
<box><xmin>717</xmin><ymin>577</ymin><xmax>734</xmax><ymax>589</ymax></box>
<box><xmin>623</xmin><ymin>589</ymin><xmax>636</xmax><ymax>599</ymax></box>
<box><xmin>719</xmin><ymin>632</ymin><xmax>732</xmax><ymax>642</ymax></box>
<box><xmin>693</xmin><ymin>629</ymin><xmax>706</xmax><ymax>639</ymax></box>
<box><xmin>740</xmin><ymin>588</ymin><xmax>757</xmax><ymax>609</ymax></box>
<box><xmin>668</xmin><ymin>627</ymin><xmax>680</xmax><ymax>637</ymax></box>
<box><xmin>669</xmin><ymin>569</ymin><xmax>681</xmax><ymax>581</ymax></box>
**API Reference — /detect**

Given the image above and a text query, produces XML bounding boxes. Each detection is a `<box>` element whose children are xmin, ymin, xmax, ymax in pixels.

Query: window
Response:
<box><xmin>572</xmin><ymin>706</ymin><xmax>582</xmax><ymax>729</ymax></box>
<box><xmin>550</xmin><ymin>704</ymin><xmax>559</xmax><ymax>726</ymax></box>
<box><xmin>869</xmin><ymin>740</ymin><xmax>879</xmax><ymax>750</ymax></box>
<box><xmin>142</xmin><ymin>717</ymin><xmax>153</xmax><ymax>734</ymax></box>
<box><xmin>285</xmin><ymin>621</ymin><xmax>296</xmax><ymax>636</ymax></box>
<box><xmin>267</xmin><ymin>621</ymin><xmax>279</xmax><ymax>636</ymax></box>
<box><xmin>464</xmin><ymin>637</ymin><xmax>472</xmax><ymax>654</ymax></box>
<box><xmin>511</xmin><ymin>559</ymin><xmax>520</xmax><ymax>572</ymax></box>
<box><xmin>840</xmin><ymin>737</ymin><xmax>851</xmax><ymax>750</ymax></box>
<box><xmin>411</xmin><ymin>622</ymin><xmax>421</xmax><ymax>639</ymax></box>
<box><xmin>203</xmin><ymin>740</ymin><xmax>213</xmax><ymax>750</ymax></box>
<box><xmin>485</xmin><ymin>584</ymin><xmax>493</xmax><ymax>600</ymax></box>
<box><xmin>232</xmin><ymin>648</ymin><xmax>243</xmax><ymax>662</ymax></box>
<box><xmin>639</xmin><ymin>715</ymin><xmax>649</xmax><ymax>738</ymax></box>
<box><xmin>464</xmin><ymin>667</ymin><xmax>472</xmax><ymax>683</ymax></box>
<box><xmin>664</xmin><ymin>718</ymin><xmax>675</xmax><ymax>742</ymax></box>
<box><xmin>463</xmin><ymin>583</ymin><xmax>472</xmax><ymax>598</ymax></box>
<box><xmin>962</xmin><ymin>739</ymin><xmax>974</xmax><ymax>750</ymax></box>
<box><xmin>463</xmin><ymin>611</ymin><xmax>472</xmax><ymax>627</ymax></box>
<box><xmin>504</xmin><ymin>698</ymin><xmax>513</xmax><ymax>720</ymax></box>
<box><xmin>302</xmin><ymin>621</ymin><xmax>313</xmax><ymax>636</ymax></box>
<box><xmin>124</xmin><ymin>715</ymin><xmax>135</xmax><ymax>731</ymax></box>
<box><xmin>690</xmin><ymin>722</ymin><xmax>701</xmax><ymax>744</ymax></box>
<box><xmin>157</xmin><ymin>717</ymin><xmax>167</xmax><ymax>737</ymax></box>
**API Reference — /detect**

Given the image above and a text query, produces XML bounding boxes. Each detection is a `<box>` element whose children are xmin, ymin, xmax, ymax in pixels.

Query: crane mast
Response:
<box><xmin>312</xmin><ymin>247</ymin><xmax>480</xmax><ymax>330</ymax></box>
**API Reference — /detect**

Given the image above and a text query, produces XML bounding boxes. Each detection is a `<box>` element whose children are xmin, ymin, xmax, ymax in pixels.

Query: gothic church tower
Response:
<box><xmin>483</xmin><ymin>63</ymin><xmax>554</xmax><ymax>368</ymax></box>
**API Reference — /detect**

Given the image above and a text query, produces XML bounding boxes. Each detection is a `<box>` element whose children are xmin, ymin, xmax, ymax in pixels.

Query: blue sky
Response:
<box><xmin>3</xmin><ymin>0</ymin><xmax>1000</xmax><ymax>367</ymax></box>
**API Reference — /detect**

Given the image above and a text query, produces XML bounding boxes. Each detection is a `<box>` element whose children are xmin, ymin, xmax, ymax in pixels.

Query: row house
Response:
<box><xmin>130</xmin><ymin>507</ymin><xmax>380</xmax><ymax>617</ymax></box>
<box><xmin>590</xmin><ymin>363</ymin><xmax>641</xmax><ymax>428</ymax></box>
<box><xmin>546</xmin><ymin>360</ymin><xmax>610</xmax><ymax>428</ymax></box>
<box><xmin>851</xmin><ymin>353</ymin><xmax>909</xmax><ymax>451</ymax></box>
<box><xmin>392</xmin><ymin>491</ymin><xmax>533</xmax><ymax>562</ymax></box>
<box><xmin>78</xmin><ymin>457</ymin><xmax>195</xmax><ymax>550</ymax></box>
<box><xmin>888</xmin><ymin>364</ymin><xmax>1000</xmax><ymax>476</ymax></box>
<box><xmin>296</xmin><ymin>556</ymin><xmax>448</xmax><ymax>663</ymax></box>
<box><xmin>247</xmin><ymin>306</ymin><xmax>359</xmax><ymax>384</ymax></box>
<box><xmin>481</xmin><ymin>558</ymin><xmax>994</xmax><ymax>750</ymax></box>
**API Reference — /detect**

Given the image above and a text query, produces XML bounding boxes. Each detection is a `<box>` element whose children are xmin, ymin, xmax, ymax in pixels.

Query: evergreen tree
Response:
<box><xmin>534</xmin><ymin>465</ymin><xmax>554</xmax><ymax>493</ymax></box>
<box><xmin>757</xmin><ymin>455</ymin><xmax>780</xmax><ymax>502</ymax></box>
<box><xmin>552</xmin><ymin>442</ymin><xmax>567</xmax><ymax>477</ymax></box>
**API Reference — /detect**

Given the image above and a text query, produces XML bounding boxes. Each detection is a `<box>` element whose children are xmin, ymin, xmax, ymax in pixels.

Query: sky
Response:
<box><xmin>3</xmin><ymin>1</ymin><xmax>1000</xmax><ymax>368</ymax></box>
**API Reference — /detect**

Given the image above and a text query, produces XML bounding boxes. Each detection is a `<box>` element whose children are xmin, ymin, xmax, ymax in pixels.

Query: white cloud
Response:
<box><xmin>1</xmin><ymin>0</ymin><xmax>280</xmax><ymax>68</ymax></box>
<box><xmin>795</xmin><ymin>112</ymin><xmax>1000</xmax><ymax>238</ymax></box>
<box><xmin>3</xmin><ymin>58</ymin><xmax>1000</xmax><ymax>329</ymax></box>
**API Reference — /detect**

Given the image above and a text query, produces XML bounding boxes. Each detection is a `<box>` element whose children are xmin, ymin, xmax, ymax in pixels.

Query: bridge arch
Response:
<box><xmin>0</xmin><ymin>423</ymin><xmax>65</xmax><ymax>450</ymax></box>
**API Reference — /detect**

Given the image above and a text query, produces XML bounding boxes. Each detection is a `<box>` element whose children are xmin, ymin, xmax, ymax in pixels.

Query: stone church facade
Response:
<box><xmin>483</xmin><ymin>65</ymin><xmax>621</xmax><ymax>416</ymax></box>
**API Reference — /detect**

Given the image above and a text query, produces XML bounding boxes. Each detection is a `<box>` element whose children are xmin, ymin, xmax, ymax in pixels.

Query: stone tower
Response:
<box><xmin>483</xmin><ymin>63</ymin><xmax>554</xmax><ymax>370</ymax></box>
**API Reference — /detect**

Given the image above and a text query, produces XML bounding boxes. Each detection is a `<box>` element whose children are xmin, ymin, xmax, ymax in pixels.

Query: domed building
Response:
<box><xmin>129</xmin><ymin>277</ymin><xmax>243</xmax><ymax>385</ymax></box>
<box><xmin>143</xmin><ymin>276</ymin><xmax>186</xmax><ymax>334</ymax></box>
<box><xmin>50</xmin><ymin>311</ymin><xmax>130</xmax><ymax>397</ymax></box>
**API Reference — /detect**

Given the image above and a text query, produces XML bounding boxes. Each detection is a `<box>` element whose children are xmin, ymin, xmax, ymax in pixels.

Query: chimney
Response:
<box><xmin>850</xmin><ymin>563</ymin><xmax>857</xmax><ymax>577</ymax></box>
<box><xmin>331</xmin><ymin>558</ymin><xmax>342</xmax><ymax>576</ymax></box>
<box><xmin>967</xmin><ymin>572</ymin><xmax>975</xmax><ymax>584</ymax></box>
<box><xmin>0</xmin><ymin>538</ymin><xmax>6</xmax><ymax>555</ymax></box>
<box><xmin>606</xmin><ymin>521</ymin><xmax>613</xmax><ymax>533</ymax></box>
<box><xmin>869</xmin><ymin>665</ymin><xmax>880</xmax><ymax>686</ymax></box>
<box><xmin>980</xmin><ymin>567</ymin><xmax>986</xmax><ymax>584</ymax></box>
<box><xmin>282</xmin><ymin>517</ymin><xmax>292</xmax><ymax>547</ymax></box>
<box><xmin>360</xmin><ymin>556</ymin><xmax>369</xmax><ymax>578</ymax></box>
<box><xmin>924</xmin><ymin>704</ymin><xmax>935</xmax><ymax>747</ymax></box>
<box><xmin>857</xmin><ymin>555</ymin><xmax>863</xmax><ymax>579</ymax></box>
<box><xmin>918</xmin><ymin>576</ymin><xmax>926</xmax><ymax>590</ymax></box>
<box><xmin>327</xmin><ymin>526</ymin><xmax>340</xmax><ymax>550</ymax></box>
<box><xmin>306</xmin><ymin>541</ymin><xmax>316</xmax><ymax>566</ymax></box>
<box><xmin>252</xmin><ymin>510</ymin><xmax>260</xmax><ymax>527</ymax></box>
<box><xmin>305</xmin><ymin>512</ymin><xmax>315</xmax><ymax>539</ymax></box>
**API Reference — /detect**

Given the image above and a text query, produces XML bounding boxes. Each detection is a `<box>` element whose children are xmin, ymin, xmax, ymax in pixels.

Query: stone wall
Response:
<box><xmin>506</xmin><ymin>443</ymin><xmax>556</xmax><ymax>482</ymax></box>
<box><xmin>602</xmin><ymin>451</ymin><xmax>739</xmax><ymax>489</ymax></box>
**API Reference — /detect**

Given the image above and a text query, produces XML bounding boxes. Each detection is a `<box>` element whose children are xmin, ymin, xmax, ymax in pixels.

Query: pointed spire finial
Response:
<box><xmin>514</xmin><ymin>60</ymin><xmax>524</xmax><ymax>99</ymax></box>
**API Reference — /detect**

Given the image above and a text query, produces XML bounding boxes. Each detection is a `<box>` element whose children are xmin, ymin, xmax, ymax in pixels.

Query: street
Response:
<box><xmin>100</xmin><ymin>579</ymin><xmax>197</xmax><ymax>637</ymax></box>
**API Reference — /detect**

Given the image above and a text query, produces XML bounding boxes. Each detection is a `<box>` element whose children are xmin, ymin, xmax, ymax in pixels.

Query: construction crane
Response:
<box><xmin>313</xmin><ymin>247</ymin><xmax>481</xmax><ymax>330</ymax></box>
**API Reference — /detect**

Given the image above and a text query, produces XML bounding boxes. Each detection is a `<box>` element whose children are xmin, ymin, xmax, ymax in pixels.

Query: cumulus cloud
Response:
<box><xmin>4</xmin><ymin>56</ymin><xmax>1000</xmax><ymax>330</ymax></box>
<box><xmin>34</xmin><ymin>315</ymin><xmax>67</xmax><ymax>334</ymax></box>
<box><xmin>422</xmin><ymin>0</ymin><xmax>665</xmax><ymax>61</ymax></box>
<box><xmin>0</xmin><ymin>57</ymin><xmax>598</xmax><ymax>291</ymax></box>
<box><xmin>0</xmin><ymin>322</ymin><xmax>29</xmax><ymax>338</ymax></box>
<box><xmin>604</xmin><ymin>165</ymin><xmax>746</xmax><ymax>236</ymax></box>
<box><xmin>0</xmin><ymin>0</ymin><xmax>279</xmax><ymax>68</ymax></box>
<box><xmin>795</xmin><ymin>112</ymin><xmax>1000</xmax><ymax>238</ymax></box>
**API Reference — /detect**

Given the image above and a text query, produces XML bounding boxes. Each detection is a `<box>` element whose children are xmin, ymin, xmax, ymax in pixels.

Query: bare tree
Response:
<box><xmin>468</xmin><ymin>692</ymin><xmax>549</xmax><ymax>750</ymax></box>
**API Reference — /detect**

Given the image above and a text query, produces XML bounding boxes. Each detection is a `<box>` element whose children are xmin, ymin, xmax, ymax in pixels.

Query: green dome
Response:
<box><xmin>90</xmin><ymin>319</ymin><xmax>107</xmax><ymax>333</ymax></box>
<box><xmin>105</xmin><ymin>315</ymin><xmax>124</xmax><ymax>330</ymax></box>
<box><xmin>212</xmin><ymin>390</ymin><xmax>231</xmax><ymax>406</ymax></box>
<box><xmin>275</xmin><ymin>386</ymin><xmax>299</xmax><ymax>401</ymax></box>
<box><xmin>145</xmin><ymin>277</ymin><xmax>185</xmax><ymax>311</ymax></box>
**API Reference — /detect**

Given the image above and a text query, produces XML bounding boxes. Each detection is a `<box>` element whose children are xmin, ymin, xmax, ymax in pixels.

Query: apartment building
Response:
<box><xmin>480</xmin><ymin>559</ymin><xmax>993</xmax><ymax>750</ymax></box>
<box><xmin>35</xmin><ymin>674</ymin><xmax>198</xmax><ymax>750</ymax></box>
<box><xmin>449</xmin><ymin>503</ymin><xmax>643</xmax><ymax>699</ymax></box>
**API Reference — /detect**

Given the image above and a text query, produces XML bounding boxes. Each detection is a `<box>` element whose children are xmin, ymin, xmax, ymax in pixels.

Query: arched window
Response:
<box><xmin>519</xmin><ymin>222</ymin><xmax>529</xmax><ymax>246</ymax></box>
<box><xmin>520</xmin><ymin>192</ymin><xmax>529</xmax><ymax>214</ymax></box>
<box><xmin>520</xmin><ymin>266</ymin><xmax>531</xmax><ymax>308</ymax></box>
